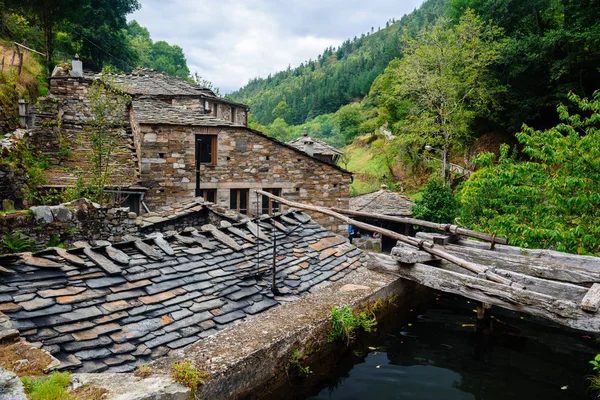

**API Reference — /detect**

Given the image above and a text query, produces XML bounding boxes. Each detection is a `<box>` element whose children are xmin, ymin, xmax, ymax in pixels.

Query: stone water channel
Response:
<box><xmin>265</xmin><ymin>292</ymin><xmax>598</xmax><ymax>400</ymax></box>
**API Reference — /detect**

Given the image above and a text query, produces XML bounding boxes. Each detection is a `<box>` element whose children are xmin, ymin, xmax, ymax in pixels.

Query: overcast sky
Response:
<box><xmin>129</xmin><ymin>0</ymin><xmax>424</xmax><ymax>93</ymax></box>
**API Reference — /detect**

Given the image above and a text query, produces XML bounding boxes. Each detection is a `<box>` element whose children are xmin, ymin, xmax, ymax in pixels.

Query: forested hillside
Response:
<box><xmin>231</xmin><ymin>0</ymin><xmax>600</xmax><ymax>148</ymax></box>
<box><xmin>229</xmin><ymin>0</ymin><xmax>448</xmax><ymax>126</ymax></box>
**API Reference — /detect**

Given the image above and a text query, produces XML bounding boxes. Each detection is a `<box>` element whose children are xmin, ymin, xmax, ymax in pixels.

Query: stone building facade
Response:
<box><xmin>28</xmin><ymin>67</ymin><xmax>351</xmax><ymax>234</ymax></box>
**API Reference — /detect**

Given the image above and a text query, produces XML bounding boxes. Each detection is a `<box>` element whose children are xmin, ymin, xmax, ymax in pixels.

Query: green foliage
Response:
<box><xmin>411</xmin><ymin>176</ymin><xmax>458</xmax><ymax>224</ymax></box>
<box><xmin>0</xmin><ymin>138</ymin><xmax>50</xmax><ymax>204</ymax></box>
<box><xmin>375</xmin><ymin>10</ymin><xmax>506</xmax><ymax>160</ymax></box>
<box><xmin>126</xmin><ymin>21</ymin><xmax>191</xmax><ymax>79</ymax></box>
<box><xmin>66</xmin><ymin>77</ymin><xmax>131</xmax><ymax>206</ymax></box>
<box><xmin>459</xmin><ymin>90</ymin><xmax>600</xmax><ymax>255</ymax></box>
<box><xmin>230</xmin><ymin>0</ymin><xmax>448</xmax><ymax>126</ymax></box>
<box><xmin>328</xmin><ymin>305</ymin><xmax>377</xmax><ymax>345</ymax></box>
<box><xmin>21</xmin><ymin>371</ymin><xmax>71</xmax><ymax>400</ymax></box>
<box><xmin>590</xmin><ymin>355</ymin><xmax>600</xmax><ymax>373</ymax></box>
<box><xmin>2</xmin><ymin>230</ymin><xmax>34</xmax><ymax>253</ymax></box>
<box><xmin>286</xmin><ymin>348</ymin><xmax>312</xmax><ymax>376</ymax></box>
<box><xmin>46</xmin><ymin>234</ymin><xmax>64</xmax><ymax>248</ymax></box>
<box><xmin>171</xmin><ymin>360</ymin><xmax>209</xmax><ymax>397</ymax></box>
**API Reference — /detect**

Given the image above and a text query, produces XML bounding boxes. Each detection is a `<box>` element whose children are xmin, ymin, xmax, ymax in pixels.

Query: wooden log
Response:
<box><xmin>391</xmin><ymin>243</ymin><xmax>438</xmax><ymax>264</ymax></box>
<box><xmin>258</xmin><ymin>190</ymin><xmax>519</xmax><ymax>288</ymax></box>
<box><xmin>331</xmin><ymin>207</ymin><xmax>508</xmax><ymax>245</ymax></box>
<box><xmin>416</xmin><ymin>232</ymin><xmax>600</xmax><ymax>284</ymax></box>
<box><xmin>581</xmin><ymin>284</ymin><xmax>600</xmax><ymax>312</ymax></box>
<box><xmin>367</xmin><ymin>252</ymin><xmax>600</xmax><ymax>333</ymax></box>
<box><xmin>416</xmin><ymin>232</ymin><xmax>600</xmax><ymax>270</ymax></box>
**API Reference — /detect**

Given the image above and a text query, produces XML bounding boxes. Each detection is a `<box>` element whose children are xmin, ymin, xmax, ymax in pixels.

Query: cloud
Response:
<box><xmin>129</xmin><ymin>0</ymin><xmax>424</xmax><ymax>93</ymax></box>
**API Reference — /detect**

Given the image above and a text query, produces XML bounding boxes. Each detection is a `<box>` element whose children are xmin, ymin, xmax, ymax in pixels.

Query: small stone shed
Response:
<box><xmin>0</xmin><ymin>208</ymin><xmax>364</xmax><ymax>373</ymax></box>
<box><xmin>349</xmin><ymin>185</ymin><xmax>415</xmax><ymax>252</ymax></box>
<box><xmin>286</xmin><ymin>129</ymin><xmax>343</xmax><ymax>165</ymax></box>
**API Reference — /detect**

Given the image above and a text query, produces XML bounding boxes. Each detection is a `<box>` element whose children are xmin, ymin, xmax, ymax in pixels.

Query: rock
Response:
<box><xmin>49</xmin><ymin>205</ymin><xmax>72</xmax><ymax>222</ymax></box>
<box><xmin>30</xmin><ymin>206</ymin><xmax>54</xmax><ymax>224</ymax></box>
<box><xmin>70</xmin><ymin>373</ymin><xmax>189</xmax><ymax>400</ymax></box>
<box><xmin>0</xmin><ymin>367</ymin><xmax>27</xmax><ymax>400</ymax></box>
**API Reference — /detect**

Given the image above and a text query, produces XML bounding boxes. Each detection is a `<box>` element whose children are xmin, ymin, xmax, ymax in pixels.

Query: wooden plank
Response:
<box><xmin>391</xmin><ymin>243</ymin><xmax>438</xmax><ymax>264</ymax></box>
<box><xmin>367</xmin><ymin>253</ymin><xmax>600</xmax><ymax>333</ymax></box>
<box><xmin>581</xmin><ymin>284</ymin><xmax>600</xmax><ymax>312</ymax></box>
<box><xmin>416</xmin><ymin>233</ymin><xmax>600</xmax><ymax>284</ymax></box>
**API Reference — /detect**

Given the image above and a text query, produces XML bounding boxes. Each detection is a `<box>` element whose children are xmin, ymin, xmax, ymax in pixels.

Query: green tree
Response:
<box><xmin>272</xmin><ymin>100</ymin><xmax>290</xmax><ymax>122</ymax></box>
<box><xmin>459</xmin><ymin>90</ymin><xmax>600</xmax><ymax>255</ymax></box>
<box><xmin>4</xmin><ymin>0</ymin><xmax>140</xmax><ymax>72</ymax></box>
<box><xmin>412</xmin><ymin>176</ymin><xmax>458</xmax><ymax>224</ymax></box>
<box><xmin>377</xmin><ymin>10</ymin><xmax>506</xmax><ymax>183</ymax></box>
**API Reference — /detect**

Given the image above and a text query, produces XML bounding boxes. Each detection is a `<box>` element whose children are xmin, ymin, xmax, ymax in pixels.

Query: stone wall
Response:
<box><xmin>0</xmin><ymin>163</ymin><xmax>27</xmax><ymax>209</ymax></box>
<box><xmin>135</xmin><ymin>122</ymin><xmax>351</xmax><ymax>234</ymax></box>
<box><xmin>0</xmin><ymin>199</ymin><xmax>138</xmax><ymax>251</ymax></box>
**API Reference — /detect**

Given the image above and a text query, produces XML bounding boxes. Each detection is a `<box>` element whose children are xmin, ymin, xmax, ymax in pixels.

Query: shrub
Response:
<box><xmin>411</xmin><ymin>175</ymin><xmax>458</xmax><ymax>224</ymax></box>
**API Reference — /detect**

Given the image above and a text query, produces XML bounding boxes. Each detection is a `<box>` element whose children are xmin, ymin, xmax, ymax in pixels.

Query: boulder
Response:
<box><xmin>0</xmin><ymin>367</ymin><xmax>27</xmax><ymax>400</ymax></box>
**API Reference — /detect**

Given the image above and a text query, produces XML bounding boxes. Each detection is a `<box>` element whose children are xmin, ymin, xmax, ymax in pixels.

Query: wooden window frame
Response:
<box><xmin>230</xmin><ymin>189</ymin><xmax>250</xmax><ymax>215</ymax></box>
<box><xmin>198</xmin><ymin>189</ymin><xmax>216</xmax><ymax>203</ymax></box>
<box><xmin>196</xmin><ymin>135</ymin><xmax>217</xmax><ymax>165</ymax></box>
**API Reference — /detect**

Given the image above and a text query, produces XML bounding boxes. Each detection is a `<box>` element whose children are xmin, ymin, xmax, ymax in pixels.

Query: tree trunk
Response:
<box><xmin>42</xmin><ymin>5</ymin><xmax>53</xmax><ymax>76</ymax></box>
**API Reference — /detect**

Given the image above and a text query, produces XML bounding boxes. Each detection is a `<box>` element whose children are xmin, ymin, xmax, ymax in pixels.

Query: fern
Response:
<box><xmin>2</xmin><ymin>230</ymin><xmax>35</xmax><ymax>253</ymax></box>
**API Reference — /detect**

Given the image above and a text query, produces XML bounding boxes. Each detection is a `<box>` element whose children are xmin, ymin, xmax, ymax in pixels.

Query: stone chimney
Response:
<box><xmin>305</xmin><ymin>139</ymin><xmax>314</xmax><ymax>157</ymax></box>
<box><xmin>70</xmin><ymin>54</ymin><xmax>83</xmax><ymax>77</ymax></box>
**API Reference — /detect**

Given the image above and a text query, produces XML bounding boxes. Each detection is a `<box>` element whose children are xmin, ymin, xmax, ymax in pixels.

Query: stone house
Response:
<box><xmin>29</xmin><ymin>65</ymin><xmax>352</xmax><ymax>234</ymax></box>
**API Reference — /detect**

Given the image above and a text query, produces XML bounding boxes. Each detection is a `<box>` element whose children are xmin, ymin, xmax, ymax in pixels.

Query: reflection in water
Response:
<box><xmin>308</xmin><ymin>295</ymin><xmax>596</xmax><ymax>400</ymax></box>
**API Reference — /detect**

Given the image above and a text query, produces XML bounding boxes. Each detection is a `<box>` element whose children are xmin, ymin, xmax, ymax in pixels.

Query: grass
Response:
<box><xmin>21</xmin><ymin>371</ymin><xmax>107</xmax><ymax>400</ymax></box>
<box><xmin>134</xmin><ymin>363</ymin><xmax>154</xmax><ymax>378</ymax></box>
<box><xmin>286</xmin><ymin>347</ymin><xmax>312</xmax><ymax>377</ymax></box>
<box><xmin>171</xmin><ymin>360</ymin><xmax>209</xmax><ymax>397</ymax></box>
<box><xmin>327</xmin><ymin>305</ymin><xmax>377</xmax><ymax>345</ymax></box>
<box><xmin>0</xmin><ymin>341</ymin><xmax>52</xmax><ymax>377</ymax></box>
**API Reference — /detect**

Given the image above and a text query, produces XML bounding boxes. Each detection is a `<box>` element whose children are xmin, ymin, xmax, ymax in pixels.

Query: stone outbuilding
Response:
<box><xmin>286</xmin><ymin>128</ymin><xmax>343</xmax><ymax>165</ymax></box>
<box><xmin>348</xmin><ymin>185</ymin><xmax>415</xmax><ymax>252</ymax></box>
<box><xmin>29</xmin><ymin>66</ymin><xmax>352</xmax><ymax>234</ymax></box>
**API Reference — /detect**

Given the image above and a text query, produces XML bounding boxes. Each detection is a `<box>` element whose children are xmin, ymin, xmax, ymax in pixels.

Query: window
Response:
<box><xmin>262</xmin><ymin>188</ymin><xmax>281</xmax><ymax>215</ymax></box>
<box><xmin>230</xmin><ymin>189</ymin><xmax>249</xmax><ymax>215</ymax></box>
<box><xmin>197</xmin><ymin>189</ymin><xmax>216</xmax><ymax>203</ymax></box>
<box><xmin>195</xmin><ymin>135</ymin><xmax>216</xmax><ymax>165</ymax></box>
<box><xmin>204</xmin><ymin>100</ymin><xmax>211</xmax><ymax>114</ymax></box>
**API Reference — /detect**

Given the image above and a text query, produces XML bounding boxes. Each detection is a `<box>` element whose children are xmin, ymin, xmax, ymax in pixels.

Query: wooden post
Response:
<box><xmin>17</xmin><ymin>46</ymin><xmax>23</xmax><ymax>75</ymax></box>
<box><xmin>10</xmin><ymin>50</ymin><xmax>16</xmax><ymax>68</ymax></box>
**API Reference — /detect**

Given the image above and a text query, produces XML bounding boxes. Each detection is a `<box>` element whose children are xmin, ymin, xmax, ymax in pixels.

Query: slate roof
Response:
<box><xmin>349</xmin><ymin>188</ymin><xmax>414</xmax><ymax>216</ymax></box>
<box><xmin>94</xmin><ymin>69</ymin><xmax>247</xmax><ymax>108</ymax></box>
<box><xmin>287</xmin><ymin>134</ymin><xmax>343</xmax><ymax>156</ymax></box>
<box><xmin>132</xmin><ymin>99</ymin><xmax>246</xmax><ymax>127</ymax></box>
<box><xmin>0</xmin><ymin>210</ymin><xmax>364</xmax><ymax>373</ymax></box>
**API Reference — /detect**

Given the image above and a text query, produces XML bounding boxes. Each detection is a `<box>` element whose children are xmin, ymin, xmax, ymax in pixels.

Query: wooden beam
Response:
<box><xmin>331</xmin><ymin>207</ymin><xmax>508</xmax><ymax>245</ymax></box>
<box><xmin>257</xmin><ymin>190</ymin><xmax>520</xmax><ymax>288</ymax></box>
<box><xmin>367</xmin><ymin>252</ymin><xmax>600</xmax><ymax>333</ymax></box>
<box><xmin>416</xmin><ymin>232</ymin><xmax>600</xmax><ymax>284</ymax></box>
<box><xmin>581</xmin><ymin>284</ymin><xmax>600</xmax><ymax>312</ymax></box>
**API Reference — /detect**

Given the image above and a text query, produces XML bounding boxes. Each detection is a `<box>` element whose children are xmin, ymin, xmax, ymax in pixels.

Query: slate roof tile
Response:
<box><xmin>0</xmin><ymin>209</ymin><xmax>366</xmax><ymax>372</ymax></box>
